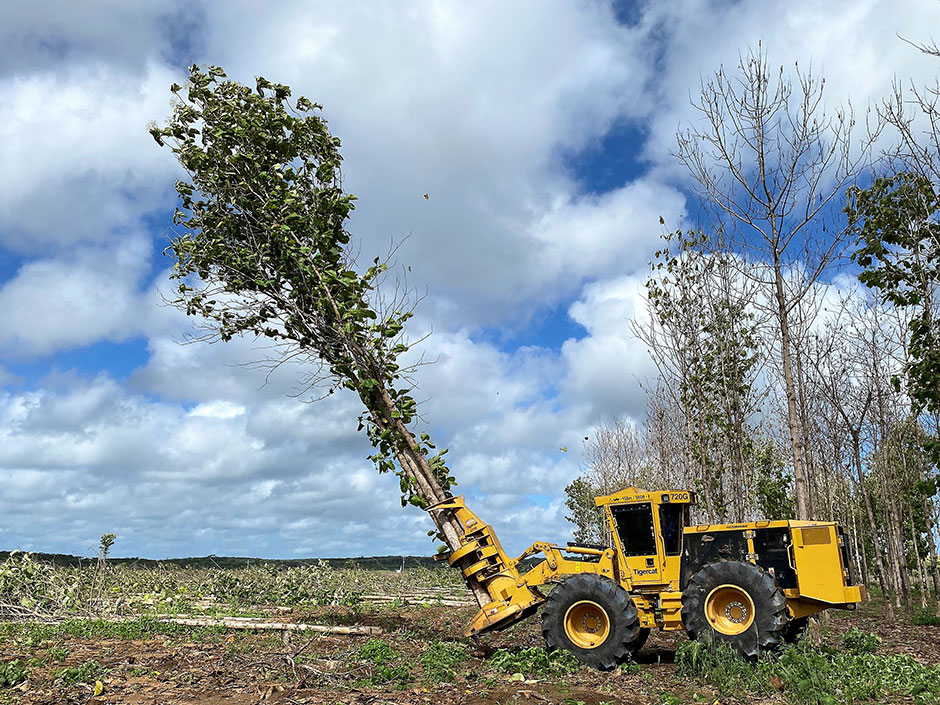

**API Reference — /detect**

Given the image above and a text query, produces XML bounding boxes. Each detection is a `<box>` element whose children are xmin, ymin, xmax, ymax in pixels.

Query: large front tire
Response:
<box><xmin>681</xmin><ymin>560</ymin><xmax>787</xmax><ymax>658</ymax></box>
<box><xmin>541</xmin><ymin>574</ymin><xmax>643</xmax><ymax>670</ymax></box>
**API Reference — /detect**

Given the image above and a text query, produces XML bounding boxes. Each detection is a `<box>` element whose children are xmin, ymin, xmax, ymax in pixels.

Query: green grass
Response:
<box><xmin>676</xmin><ymin>636</ymin><xmax>940</xmax><ymax>705</ymax></box>
<box><xmin>914</xmin><ymin>609</ymin><xmax>940</xmax><ymax>626</ymax></box>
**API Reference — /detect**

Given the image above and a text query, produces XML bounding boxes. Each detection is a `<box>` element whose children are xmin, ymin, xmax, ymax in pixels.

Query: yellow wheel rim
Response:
<box><xmin>704</xmin><ymin>584</ymin><xmax>755</xmax><ymax>635</ymax></box>
<box><xmin>563</xmin><ymin>600</ymin><xmax>610</xmax><ymax>649</ymax></box>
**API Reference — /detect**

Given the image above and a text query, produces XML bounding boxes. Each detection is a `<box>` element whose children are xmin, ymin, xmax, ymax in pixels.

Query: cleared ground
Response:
<box><xmin>0</xmin><ymin>564</ymin><xmax>938</xmax><ymax>704</ymax></box>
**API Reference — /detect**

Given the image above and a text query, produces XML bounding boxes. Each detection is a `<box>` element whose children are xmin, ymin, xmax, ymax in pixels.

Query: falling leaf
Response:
<box><xmin>423</xmin><ymin>193</ymin><xmax>429</xmax><ymax>200</ymax></box>
<box><xmin>559</xmin><ymin>446</ymin><xmax>568</xmax><ymax>453</ymax></box>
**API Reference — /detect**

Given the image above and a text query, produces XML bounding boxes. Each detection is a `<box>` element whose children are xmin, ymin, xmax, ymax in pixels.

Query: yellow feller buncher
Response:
<box><xmin>430</xmin><ymin>487</ymin><xmax>866</xmax><ymax>669</ymax></box>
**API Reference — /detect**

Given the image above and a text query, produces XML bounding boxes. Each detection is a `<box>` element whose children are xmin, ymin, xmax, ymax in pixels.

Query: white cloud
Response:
<box><xmin>0</xmin><ymin>2</ymin><xmax>191</xmax><ymax>78</ymax></box>
<box><xmin>188</xmin><ymin>400</ymin><xmax>246</xmax><ymax>420</ymax></box>
<box><xmin>561</xmin><ymin>274</ymin><xmax>657</xmax><ymax>422</ymax></box>
<box><xmin>185</xmin><ymin>1</ymin><xmax>654</xmax><ymax>321</ymax></box>
<box><xmin>0</xmin><ymin>63</ymin><xmax>181</xmax><ymax>251</ymax></box>
<box><xmin>0</xmin><ymin>234</ymin><xmax>152</xmax><ymax>356</ymax></box>
<box><xmin>637</xmin><ymin>0</ymin><xmax>940</xmax><ymax>172</ymax></box>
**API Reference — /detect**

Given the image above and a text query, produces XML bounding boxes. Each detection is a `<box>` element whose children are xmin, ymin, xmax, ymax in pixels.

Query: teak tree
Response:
<box><xmin>674</xmin><ymin>47</ymin><xmax>874</xmax><ymax>519</ymax></box>
<box><xmin>850</xmin><ymin>172</ymin><xmax>940</xmax><ymax>462</ymax></box>
<box><xmin>150</xmin><ymin>66</ymin><xmax>489</xmax><ymax>606</ymax></box>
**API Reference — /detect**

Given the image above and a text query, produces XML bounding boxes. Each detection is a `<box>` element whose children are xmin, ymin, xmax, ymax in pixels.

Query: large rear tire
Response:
<box><xmin>681</xmin><ymin>560</ymin><xmax>788</xmax><ymax>658</ymax></box>
<box><xmin>541</xmin><ymin>574</ymin><xmax>644</xmax><ymax>670</ymax></box>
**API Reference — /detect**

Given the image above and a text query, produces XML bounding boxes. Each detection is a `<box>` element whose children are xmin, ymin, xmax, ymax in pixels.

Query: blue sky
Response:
<box><xmin>1</xmin><ymin>1</ymin><xmax>938</xmax><ymax>560</ymax></box>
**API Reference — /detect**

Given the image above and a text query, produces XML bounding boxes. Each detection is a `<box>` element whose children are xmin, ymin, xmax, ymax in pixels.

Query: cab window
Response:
<box><xmin>611</xmin><ymin>503</ymin><xmax>656</xmax><ymax>556</ymax></box>
<box><xmin>659</xmin><ymin>504</ymin><xmax>686</xmax><ymax>555</ymax></box>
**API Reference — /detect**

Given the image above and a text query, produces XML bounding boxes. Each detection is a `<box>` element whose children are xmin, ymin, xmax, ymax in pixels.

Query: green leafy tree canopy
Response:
<box><xmin>149</xmin><ymin>65</ymin><xmax>453</xmax><ymax>508</ymax></box>
<box><xmin>849</xmin><ymin>171</ymin><xmax>940</xmax><ymax>461</ymax></box>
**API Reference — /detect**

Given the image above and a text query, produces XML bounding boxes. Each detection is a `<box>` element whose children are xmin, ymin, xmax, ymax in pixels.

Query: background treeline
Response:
<box><xmin>565</xmin><ymin>47</ymin><xmax>940</xmax><ymax>619</ymax></box>
<box><xmin>0</xmin><ymin>552</ymin><xmax>444</xmax><ymax>571</ymax></box>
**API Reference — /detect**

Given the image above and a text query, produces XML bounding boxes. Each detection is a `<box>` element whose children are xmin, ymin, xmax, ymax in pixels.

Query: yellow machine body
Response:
<box><xmin>430</xmin><ymin>487</ymin><xmax>866</xmax><ymax>638</ymax></box>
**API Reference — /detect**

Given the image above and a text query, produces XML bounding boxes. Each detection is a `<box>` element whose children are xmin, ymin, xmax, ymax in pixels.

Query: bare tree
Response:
<box><xmin>674</xmin><ymin>47</ymin><xmax>876</xmax><ymax>519</ymax></box>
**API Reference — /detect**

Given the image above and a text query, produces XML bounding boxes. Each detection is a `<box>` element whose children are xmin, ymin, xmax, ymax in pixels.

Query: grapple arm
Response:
<box><xmin>428</xmin><ymin>496</ymin><xmax>619</xmax><ymax>636</ymax></box>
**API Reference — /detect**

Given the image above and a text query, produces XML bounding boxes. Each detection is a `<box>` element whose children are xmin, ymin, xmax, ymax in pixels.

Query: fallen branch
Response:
<box><xmin>357</xmin><ymin>594</ymin><xmax>472</xmax><ymax>606</ymax></box>
<box><xmin>163</xmin><ymin>616</ymin><xmax>382</xmax><ymax>635</ymax></box>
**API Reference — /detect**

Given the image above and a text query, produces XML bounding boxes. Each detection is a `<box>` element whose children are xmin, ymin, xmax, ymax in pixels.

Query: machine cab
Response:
<box><xmin>595</xmin><ymin>488</ymin><xmax>695</xmax><ymax>590</ymax></box>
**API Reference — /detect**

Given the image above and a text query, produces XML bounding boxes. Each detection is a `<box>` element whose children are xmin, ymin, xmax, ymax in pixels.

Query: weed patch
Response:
<box><xmin>421</xmin><ymin>640</ymin><xmax>467</xmax><ymax>682</ymax></box>
<box><xmin>840</xmin><ymin>626</ymin><xmax>881</xmax><ymax>653</ymax></box>
<box><xmin>0</xmin><ymin>660</ymin><xmax>27</xmax><ymax>688</ymax></box>
<box><xmin>676</xmin><ymin>639</ymin><xmax>940</xmax><ymax>704</ymax></box>
<box><xmin>487</xmin><ymin>647</ymin><xmax>581</xmax><ymax>677</ymax></box>
<box><xmin>358</xmin><ymin>638</ymin><xmax>397</xmax><ymax>664</ymax></box>
<box><xmin>54</xmin><ymin>659</ymin><xmax>107</xmax><ymax>685</ymax></box>
<box><xmin>355</xmin><ymin>639</ymin><xmax>412</xmax><ymax>689</ymax></box>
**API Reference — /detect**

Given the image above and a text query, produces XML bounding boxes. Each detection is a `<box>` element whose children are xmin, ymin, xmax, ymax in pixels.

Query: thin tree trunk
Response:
<box><xmin>852</xmin><ymin>432</ymin><xmax>893</xmax><ymax>617</ymax></box>
<box><xmin>850</xmin><ymin>508</ymin><xmax>868</xmax><ymax>586</ymax></box>
<box><xmin>774</xmin><ymin>264</ymin><xmax>810</xmax><ymax>520</ymax></box>
<box><xmin>910</xmin><ymin>508</ymin><xmax>929</xmax><ymax>609</ymax></box>
<box><xmin>886</xmin><ymin>471</ymin><xmax>912</xmax><ymax>613</ymax></box>
<box><xmin>925</xmin><ymin>496</ymin><xmax>940</xmax><ymax>613</ymax></box>
<box><xmin>371</xmin><ymin>386</ymin><xmax>492</xmax><ymax>608</ymax></box>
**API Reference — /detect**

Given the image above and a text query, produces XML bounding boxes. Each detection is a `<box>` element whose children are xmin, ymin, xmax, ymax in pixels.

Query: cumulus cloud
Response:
<box><xmin>561</xmin><ymin>274</ymin><xmax>658</xmax><ymax>422</ymax></box>
<box><xmin>636</xmin><ymin>0</ymin><xmax>940</xmax><ymax>173</ymax></box>
<box><xmin>0</xmin><ymin>63</ymin><xmax>181</xmax><ymax>251</ymax></box>
<box><xmin>0</xmin><ymin>375</ymin><xmax>388</xmax><ymax>556</ymax></box>
<box><xmin>186</xmin><ymin>1</ymin><xmax>657</xmax><ymax>321</ymax></box>
<box><xmin>0</xmin><ymin>234</ymin><xmax>153</xmax><ymax>356</ymax></box>
<box><xmin>0</xmin><ymin>2</ymin><xmax>193</xmax><ymax>77</ymax></box>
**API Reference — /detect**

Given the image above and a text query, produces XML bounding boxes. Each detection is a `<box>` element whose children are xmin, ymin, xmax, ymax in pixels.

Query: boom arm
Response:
<box><xmin>429</xmin><ymin>496</ymin><xmax>620</xmax><ymax>635</ymax></box>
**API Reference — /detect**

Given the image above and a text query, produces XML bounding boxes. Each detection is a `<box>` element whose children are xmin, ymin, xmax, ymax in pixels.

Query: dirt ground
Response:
<box><xmin>2</xmin><ymin>598</ymin><xmax>937</xmax><ymax>705</ymax></box>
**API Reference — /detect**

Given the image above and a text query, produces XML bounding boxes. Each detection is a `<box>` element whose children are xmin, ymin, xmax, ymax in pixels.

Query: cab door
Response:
<box><xmin>610</xmin><ymin>503</ymin><xmax>662</xmax><ymax>584</ymax></box>
<box><xmin>657</xmin><ymin>503</ymin><xmax>686</xmax><ymax>591</ymax></box>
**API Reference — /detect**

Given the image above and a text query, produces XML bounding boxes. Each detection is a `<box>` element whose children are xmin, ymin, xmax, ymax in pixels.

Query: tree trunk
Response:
<box><xmin>910</xmin><ymin>507</ymin><xmax>929</xmax><ymax>609</ymax></box>
<box><xmin>369</xmin><ymin>385</ymin><xmax>492</xmax><ymax>608</ymax></box>
<box><xmin>774</xmin><ymin>263</ymin><xmax>810</xmax><ymax>520</ymax></box>
<box><xmin>925</xmin><ymin>496</ymin><xmax>940</xmax><ymax>613</ymax></box>
<box><xmin>852</xmin><ymin>432</ymin><xmax>892</xmax><ymax>617</ymax></box>
<box><xmin>850</xmin><ymin>508</ymin><xmax>868</xmax><ymax>586</ymax></box>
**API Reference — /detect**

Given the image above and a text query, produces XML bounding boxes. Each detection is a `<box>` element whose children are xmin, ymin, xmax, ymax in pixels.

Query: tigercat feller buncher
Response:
<box><xmin>429</xmin><ymin>487</ymin><xmax>866</xmax><ymax>669</ymax></box>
